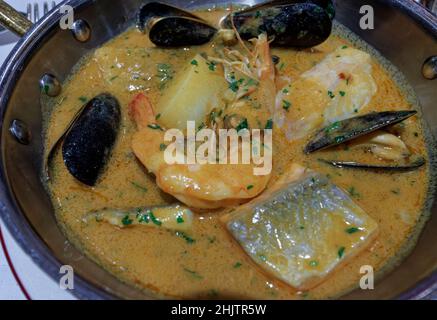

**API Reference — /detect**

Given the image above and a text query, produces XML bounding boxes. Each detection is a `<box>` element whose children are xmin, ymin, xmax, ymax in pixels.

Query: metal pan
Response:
<box><xmin>0</xmin><ymin>0</ymin><xmax>435</xmax><ymax>299</ymax></box>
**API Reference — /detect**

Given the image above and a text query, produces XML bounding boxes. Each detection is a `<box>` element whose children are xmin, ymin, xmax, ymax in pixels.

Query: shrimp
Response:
<box><xmin>207</xmin><ymin>33</ymin><xmax>280</xmax><ymax>130</ymax></box>
<box><xmin>130</xmin><ymin>93</ymin><xmax>271</xmax><ymax>210</ymax></box>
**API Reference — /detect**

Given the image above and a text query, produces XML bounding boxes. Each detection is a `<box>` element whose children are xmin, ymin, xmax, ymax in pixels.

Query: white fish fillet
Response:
<box><xmin>302</xmin><ymin>46</ymin><xmax>377</xmax><ymax>124</ymax></box>
<box><xmin>222</xmin><ymin>164</ymin><xmax>378</xmax><ymax>290</ymax></box>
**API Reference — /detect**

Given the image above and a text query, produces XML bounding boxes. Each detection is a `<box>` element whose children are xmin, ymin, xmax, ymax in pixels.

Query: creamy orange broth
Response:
<box><xmin>44</xmin><ymin>9</ymin><xmax>431</xmax><ymax>299</ymax></box>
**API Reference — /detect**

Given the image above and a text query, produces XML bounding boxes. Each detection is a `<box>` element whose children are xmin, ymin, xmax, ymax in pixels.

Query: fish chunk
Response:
<box><xmin>222</xmin><ymin>164</ymin><xmax>378</xmax><ymax>290</ymax></box>
<box><xmin>302</xmin><ymin>46</ymin><xmax>377</xmax><ymax>124</ymax></box>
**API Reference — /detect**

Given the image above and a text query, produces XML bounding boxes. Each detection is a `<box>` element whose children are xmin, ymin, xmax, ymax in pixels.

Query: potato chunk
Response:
<box><xmin>156</xmin><ymin>54</ymin><xmax>228</xmax><ymax>130</ymax></box>
<box><xmin>222</xmin><ymin>165</ymin><xmax>378</xmax><ymax>290</ymax></box>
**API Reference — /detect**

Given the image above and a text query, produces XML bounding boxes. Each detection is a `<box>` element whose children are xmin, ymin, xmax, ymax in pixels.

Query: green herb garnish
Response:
<box><xmin>283</xmin><ymin>100</ymin><xmax>291</xmax><ymax>111</ymax></box>
<box><xmin>157</xmin><ymin>63</ymin><xmax>173</xmax><ymax>89</ymax></box>
<box><xmin>265</xmin><ymin>119</ymin><xmax>273</xmax><ymax>130</ymax></box>
<box><xmin>207</xmin><ymin>61</ymin><xmax>216</xmax><ymax>71</ymax></box>
<box><xmin>148</xmin><ymin>210</ymin><xmax>162</xmax><ymax>226</ymax></box>
<box><xmin>176</xmin><ymin>216</ymin><xmax>184</xmax><ymax>224</ymax></box>
<box><xmin>130</xmin><ymin>181</ymin><xmax>148</xmax><ymax>193</ymax></box>
<box><xmin>348</xmin><ymin>187</ymin><xmax>360</xmax><ymax>198</ymax></box>
<box><xmin>346</xmin><ymin>227</ymin><xmax>360</xmax><ymax>234</ymax></box>
<box><xmin>236</xmin><ymin>118</ymin><xmax>249</xmax><ymax>132</ymax></box>
<box><xmin>309</xmin><ymin>260</ymin><xmax>319</xmax><ymax>267</ymax></box>
<box><xmin>183</xmin><ymin>268</ymin><xmax>203</xmax><ymax>279</ymax></box>
<box><xmin>191</xmin><ymin>59</ymin><xmax>198</xmax><ymax>66</ymax></box>
<box><xmin>121</xmin><ymin>215</ymin><xmax>133</xmax><ymax>226</ymax></box>
<box><xmin>338</xmin><ymin>247</ymin><xmax>346</xmax><ymax>258</ymax></box>
<box><xmin>176</xmin><ymin>231</ymin><xmax>195</xmax><ymax>244</ymax></box>
<box><xmin>147</xmin><ymin>123</ymin><xmax>164</xmax><ymax>131</ymax></box>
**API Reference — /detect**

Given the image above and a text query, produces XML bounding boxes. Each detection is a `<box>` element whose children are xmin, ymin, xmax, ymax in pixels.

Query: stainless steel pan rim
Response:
<box><xmin>0</xmin><ymin>0</ymin><xmax>435</xmax><ymax>300</ymax></box>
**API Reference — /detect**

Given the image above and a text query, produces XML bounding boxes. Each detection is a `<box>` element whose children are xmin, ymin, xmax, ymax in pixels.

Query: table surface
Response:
<box><xmin>0</xmin><ymin>0</ymin><xmax>435</xmax><ymax>301</ymax></box>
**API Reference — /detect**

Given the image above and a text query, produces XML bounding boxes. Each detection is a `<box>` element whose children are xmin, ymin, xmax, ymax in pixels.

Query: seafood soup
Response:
<box><xmin>43</xmin><ymin>3</ymin><xmax>434</xmax><ymax>299</ymax></box>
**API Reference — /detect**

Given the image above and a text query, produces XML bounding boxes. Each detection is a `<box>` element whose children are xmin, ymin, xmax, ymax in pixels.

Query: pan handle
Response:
<box><xmin>0</xmin><ymin>0</ymin><xmax>32</xmax><ymax>36</ymax></box>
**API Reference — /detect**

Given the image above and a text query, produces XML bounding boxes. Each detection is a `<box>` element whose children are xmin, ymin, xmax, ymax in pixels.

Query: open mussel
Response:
<box><xmin>148</xmin><ymin>16</ymin><xmax>217</xmax><ymax>47</ymax></box>
<box><xmin>62</xmin><ymin>94</ymin><xmax>121</xmax><ymax>186</ymax></box>
<box><xmin>222</xmin><ymin>1</ymin><xmax>333</xmax><ymax>47</ymax></box>
<box><xmin>305</xmin><ymin>110</ymin><xmax>426</xmax><ymax>170</ymax></box>
<box><xmin>137</xmin><ymin>2</ymin><xmax>217</xmax><ymax>47</ymax></box>
<box><xmin>305</xmin><ymin>111</ymin><xmax>417</xmax><ymax>154</ymax></box>
<box><xmin>137</xmin><ymin>2</ymin><xmax>201</xmax><ymax>32</ymax></box>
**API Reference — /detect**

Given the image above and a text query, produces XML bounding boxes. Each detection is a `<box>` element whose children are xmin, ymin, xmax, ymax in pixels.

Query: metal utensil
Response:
<box><xmin>0</xmin><ymin>1</ymin><xmax>56</xmax><ymax>36</ymax></box>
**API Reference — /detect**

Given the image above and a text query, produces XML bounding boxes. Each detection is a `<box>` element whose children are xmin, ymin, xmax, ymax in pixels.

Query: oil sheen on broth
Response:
<box><xmin>44</xmin><ymin>9</ymin><xmax>431</xmax><ymax>299</ymax></box>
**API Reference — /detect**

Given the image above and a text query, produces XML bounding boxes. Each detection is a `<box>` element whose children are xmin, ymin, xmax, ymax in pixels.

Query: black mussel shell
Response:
<box><xmin>305</xmin><ymin>111</ymin><xmax>417</xmax><ymax>154</ymax></box>
<box><xmin>62</xmin><ymin>94</ymin><xmax>121</xmax><ymax>186</ymax></box>
<box><xmin>148</xmin><ymin>16</ymin><xmax>217</xmax><ymax>47</ymax></box>
<box><xmin>228</xmin><ymin>0</ymin><xmax>335</xmax><ymax>20</ymax></box>
<box><xmin>223</xmin><ymin>2</ymin><xmax>332</xmax><ymax>47</ymax></box>
<box><xmin>137</xmin><ymin>2</ymin><xmax>200</xmax><ymax>32</ymax></box>
<box><xmin>319</xmin><ymin>156</ymin><xmax>426</xmax><ymax>171</ymax></box>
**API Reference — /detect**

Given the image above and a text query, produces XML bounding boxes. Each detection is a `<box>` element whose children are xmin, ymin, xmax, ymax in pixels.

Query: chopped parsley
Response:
<box><xmin>176</xmin><ymin>231</ymin><xmax>195</xmax><ymax>244</ymax></box>
<box><xmin>283</xmin><ymin>100</ymin><xmax>292</xmax><ymax>111</ymax></box>
<box><xmin>197</xmin><ymin>122</ymin><xmax>206</xmax><ymax>132</ymax></box>
<box><xmin>247</xmin><ymin>185</ymin><xmax>254</xmax><ymax>190</ymax></box>
<box><xmin>121</xmin><ymin>215</ymin><xmax>133</xmax><ymax>226</ymax></box>
<box><xmin>138</xmin><ymin>213</ymin><xmax>150</xmax><ymax>224</ymax></box>
<box><xmin>391</xmin><ymin>188</ymin><xmax>401</xmax><ymax>195</ymax></box>
<box><xmin>348</xmin><ymin>186</ymin><xmax>361</xmax><ymax>198</ymax></box>
<box><xmin>176</xmin><ymin>216</ymin><xmax>184</xmax><ymax>224</ymax></box>
<box><xmin>155</xmin><ymin>113</ymin><xmax>161</xmax><ymax>120</ymax></box>
<box><xmin>78</xmin><ymin>96</ymin><xmax>88</xmax><ymax>103</ymax></box>
<box><xmin>328</xmin><ymin>91</ymin><xmax>336</xmax><ymax>99</ymax></box>
<box><xmin>207</xmin><ymin>61</ymin><xmax>216</xmax><ymax>71</ymax></box>
<box><xmin>229</xmin><ymin>78</ymin><xmax>244</xmax><ymax>92</ymax></box>
<box><xmin>346</xmin><ymin>227</ymin><xmax>360</xmax><ymax>234</ymax></box>
<box><xmin>148</xmin><ymin>211</ymin><xmax>162</xmax><ymax>226</ymax></box>
<box><xmin>156</xmin><ymin>63</ymin><xmax>173</xmax><ymax>89</ymax></box>
<box><xmin>183</xmin><ymin>268</ymin><xmax>203</xmax><ymax>280</ymax></box>
<box><xmin>339</xmin><ymin>91</ymin><xmax>346</xmax><ymax>97</ymax></box>
<box><xmin>130</xmin><ymin>181</ymin><xmax>148</xmax><ymax>193</ymax></box>
<box><xmin>190</xmin><ymin>59</ymin><xmax>198</xmax><ymax>66</ymax></box>
<box><xmin>325</xmin><ymin>121</ymin><xmax>341</xmax><ymax>133</ymax></box>
<box><xmin>335</xmin><ymin>135</ymin><xmax>346</xmax><ymax>144</ymax></box>
<box><xmin>159</xmin><ymin>143</ymin><xmax>167</xmax><ymax>151</ymax></box>
<box><xmin>342</xmin><ymin>45</ymin><xmax>348</xmax><ymax>49</ymax></box>
<box><xmin>338</xmin><ymin>246</ymin><xmax>346</xmax><ymax>259</ymax></box>
<box><xmin>236</xmin><ymin>118</ymin><xmax>249</xmax><ymax>132</ymax></box>
<box><xmin>233</xmin><ymin>262</ymin><xmax>242</xmax><ymax>268</ymax></box>
<box><xmin>265</xmin><ymin>119</ymin><xmax>274</xmax><ymax>130</ymax></box>
<box><xmin>309</xmin><ymin>260</ymin><xmax>319</xmax><ymax>267</ymax></box>
<box><xmin>147</xmin><ymin>123</ymin><xmax>164</xmax><ymax>131</ymax></box>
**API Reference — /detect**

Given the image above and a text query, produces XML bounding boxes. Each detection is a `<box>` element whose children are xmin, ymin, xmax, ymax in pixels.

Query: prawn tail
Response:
<box><xmin>129</xmin><ymin>93</ymin><xmax>156</xmax><ymax>129</ymax></box>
